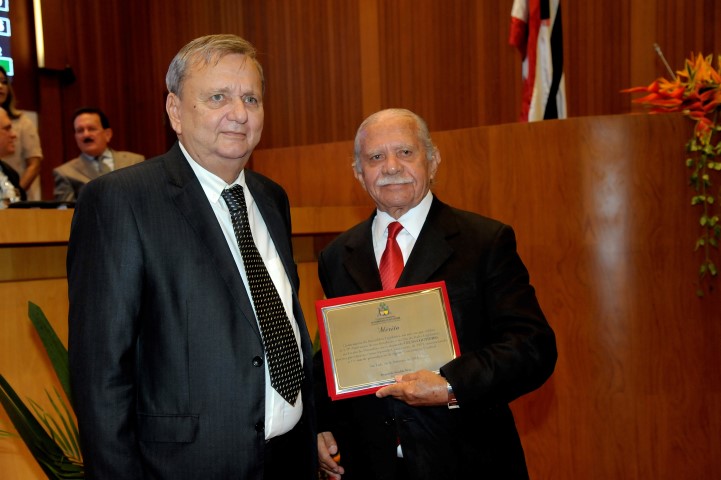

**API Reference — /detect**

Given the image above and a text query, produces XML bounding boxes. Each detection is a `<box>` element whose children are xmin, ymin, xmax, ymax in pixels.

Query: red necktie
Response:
<box><xmin>379</xmin><ymin>222</ymin><xmax>404</xmax><ymax>290</ymax></box>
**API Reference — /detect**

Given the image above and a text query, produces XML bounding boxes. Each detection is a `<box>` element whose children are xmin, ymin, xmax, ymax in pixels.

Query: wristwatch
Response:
<box><xmin>446</xmin><ymin>381</ymin><xmax>459</xmax><ymax>409</ymax></box>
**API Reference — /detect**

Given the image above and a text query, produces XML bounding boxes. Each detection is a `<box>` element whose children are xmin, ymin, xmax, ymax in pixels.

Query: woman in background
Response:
<box><xmin>0</xmin><ymin>66</ymin><xmax>43</xmax><ymax>200</ymax></box>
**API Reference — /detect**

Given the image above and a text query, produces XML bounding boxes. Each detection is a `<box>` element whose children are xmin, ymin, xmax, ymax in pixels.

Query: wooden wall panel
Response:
<box><xmin>243</xmin><ymin>0</ymin><xmax>365</xmax><ymax>149</ymax></box>
<box><xmin>10</xmin><ymin>0</ymin><xmax>721</xmax><ymax>198</ymax></box>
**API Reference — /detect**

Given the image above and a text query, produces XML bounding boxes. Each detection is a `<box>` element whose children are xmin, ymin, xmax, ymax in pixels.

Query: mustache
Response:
<box><xmin>82</xmin><ymin>137</ymin><xmax>94</xmax><ymax>144</ymax></box>
<box><xmin>376</xmin><ymin>176</ymin><xmax>413</xmax><ymax>187</ymax></box>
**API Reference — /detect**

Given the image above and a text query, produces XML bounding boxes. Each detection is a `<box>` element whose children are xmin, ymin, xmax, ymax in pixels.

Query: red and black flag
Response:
<box><xmin>509</xmin><ymin>0</ymin><xmax>567</xmax><ymax>122</ymax></box>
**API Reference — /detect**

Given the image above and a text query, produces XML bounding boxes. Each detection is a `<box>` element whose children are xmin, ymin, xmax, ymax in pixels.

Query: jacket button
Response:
<box><xmin>255</xmin><ymin>421</ymin><xmax>265</xmax><ymax>433</ymax></box>
<box><xmin>383</xmin><ymin>417</ymin><xmax>394</xmax><ymax>426</ymax></box>
<box><xmin>252</xmin><ymin>356</ymin><xmax>263</xmax><ymax>367</ymax></box>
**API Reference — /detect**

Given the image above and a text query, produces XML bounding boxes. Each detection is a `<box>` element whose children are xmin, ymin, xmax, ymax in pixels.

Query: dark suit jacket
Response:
<box><xmin>314</xmin><ymin>197</ymin><xmax>557</xmax><ymax>480</ymax></box>
<box><xmin>0</xmin><ymin>159</ymin><xmax>27</xmax><ymax>201</ymax></box>
<box><xmin>68</xmin><ymin>142</ymin><xmax>316</xmax><ymax>479</ymax></box>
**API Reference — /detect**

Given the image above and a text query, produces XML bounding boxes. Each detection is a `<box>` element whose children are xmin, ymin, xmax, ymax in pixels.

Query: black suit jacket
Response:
<box><xmin>315</xmin><ymin>197</ymin><xmax>557</xmax><ymax>480</ymax></box>
<box><xmin>0</xmin><ymin>159</ymin><xmax>27</xmax><ymax>201</ymax></box>
<box><xmin>68</xmin><ymin>143</ymin><xmax>316</xmax><ymax>479</ymax></box>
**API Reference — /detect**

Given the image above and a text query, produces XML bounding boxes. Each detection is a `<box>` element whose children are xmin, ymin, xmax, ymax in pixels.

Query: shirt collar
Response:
<box><xmin>179</xmin><ymin>142</ymin><xmax>246</xmax><ymax>205</ymax></box>
<box><xmin>81</xmin><ymin>148</ymin><xmax>111</xmax><ymax>162</ymax></box>
<box><xmin>373</xmin><ymin>190</ymin><xmax>434</xmax><ymax>240</ymax></box>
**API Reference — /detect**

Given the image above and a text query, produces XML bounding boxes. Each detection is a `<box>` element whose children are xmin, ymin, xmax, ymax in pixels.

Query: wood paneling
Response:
<box><xmin>9</xmin><ymin>0</ymin><xmax>721</xmax><ymax>198</ymax></box>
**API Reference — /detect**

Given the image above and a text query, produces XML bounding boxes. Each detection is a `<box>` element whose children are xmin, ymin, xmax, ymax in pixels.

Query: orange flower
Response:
<box><xmin>625</xmin><ymin>52</ymin><xmax>721</xmax><ymax>140</ymax></box>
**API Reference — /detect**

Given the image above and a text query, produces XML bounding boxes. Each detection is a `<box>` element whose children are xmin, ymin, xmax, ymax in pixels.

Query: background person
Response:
<box><xmin>53</xmin><ymin>107</ymin><xmax>144</xmax><ymax>201</ymax></box>
<box><xmin>0</xmin><ymin>107</ymin><xmax>27</xmax><ymax>203</ymax></box>
<box><xmin>0</xmin><ymin>66</ymin><xmax>43</xmax><ymax>200</ymax></box>
<box><xmin>315</xmin><ymin>108</ymin><xmax>557</xmax><ymax>480</ymax></box>
<box><xmin>68</xmin><ymin>34</ymin><xmax>316</xmax><ymax>479</ymax></box>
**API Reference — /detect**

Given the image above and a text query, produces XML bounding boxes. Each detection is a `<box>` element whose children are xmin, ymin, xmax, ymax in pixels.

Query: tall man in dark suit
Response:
<box><xmin>68</xmin><ymin>34</ymin><xmax>316</xmax><ymax>479</ymax></box>
<box><xmin>315</xmin><ymin>108</ymin><xmax>557</xmax><ymax>480</ymax></box>
<box><xmin>53</xmin><ymin>107</ymin><xmax>145</xmax><ymax>201</ymax></box>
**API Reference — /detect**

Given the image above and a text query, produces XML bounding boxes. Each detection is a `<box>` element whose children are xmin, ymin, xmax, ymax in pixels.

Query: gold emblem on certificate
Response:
<box><xmin>315</xmin><ymin>281</ymin><xmax>460</xmax><ymax>400</ymax></box>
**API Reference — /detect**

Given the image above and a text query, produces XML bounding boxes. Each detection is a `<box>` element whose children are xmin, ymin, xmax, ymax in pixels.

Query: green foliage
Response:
<box><xmin>626</xmin><ymin>53</ymin><xmax>721</xmax><ymax>296</ymax></box>
<box><xmin>0</xmin><ymin>302</ymin><xmax>84</xmax><ymax>479</ymax></box>
<box><xmin>687</xmin><ymin>135</ymin><xmax>721</xmax><ymax>297</ymax></box>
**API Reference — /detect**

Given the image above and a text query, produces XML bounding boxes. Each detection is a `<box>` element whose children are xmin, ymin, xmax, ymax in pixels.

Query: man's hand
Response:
<box><xmin>375</xmin><ymin>369</ymin><xmax>449</xmax><ymax>406</ymax></box>
<box><xmin>318</xmin><ymin>431</ymin><xmax>344</xmax><ymax>479</ymax></box>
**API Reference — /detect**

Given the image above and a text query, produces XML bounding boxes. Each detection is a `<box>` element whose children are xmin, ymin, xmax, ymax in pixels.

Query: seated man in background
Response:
<box><xmin>0</xmin><ymin>107</ymin><xmax>27</xmax><ymax>203</ymax></box>
<box><xmin>53</xmin><ymin>107</ymin><xmax>144</xmax><ymax>201</ymax></box>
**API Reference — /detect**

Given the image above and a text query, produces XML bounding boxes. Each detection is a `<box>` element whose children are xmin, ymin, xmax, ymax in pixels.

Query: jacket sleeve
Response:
<box><xmin>439</xmin><ymin>224</ymin><xmax>557</xmax><ymax>408</ymax></box>
<box><xmin>67</xmin><ymin>178</ymin><xmax>145</xmax><ymax>479</ymax></box>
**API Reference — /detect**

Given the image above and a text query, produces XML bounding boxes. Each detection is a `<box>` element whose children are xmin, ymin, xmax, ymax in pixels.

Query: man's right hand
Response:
<box><xmin>318</xmin><ymin>431</ymin><xmax>345</xmax><ymax>479</ymax></box>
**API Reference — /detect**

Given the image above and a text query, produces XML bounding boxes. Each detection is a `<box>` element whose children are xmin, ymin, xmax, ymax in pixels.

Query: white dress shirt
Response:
<box><xmin>372</xmin><ymin>190</ymin><xmax>434</xmax><ymax>267</ymax></box>
<box><xmin>180</xmin><ymin>143</ymin><xmax>303</xmax><ymax>439</ymax></box>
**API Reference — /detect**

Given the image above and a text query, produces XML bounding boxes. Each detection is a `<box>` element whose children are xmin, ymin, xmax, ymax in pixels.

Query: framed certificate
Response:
<box><xmin>315</xmin><ymin>281</ymin><xmax>460</xmax><ymax>400</ymax></box>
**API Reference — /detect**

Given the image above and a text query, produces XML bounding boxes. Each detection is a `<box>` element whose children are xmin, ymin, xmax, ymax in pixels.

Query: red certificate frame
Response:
<box><xmin>315</xmin><ymin>281</ymin><xmax>460</xmax><ymax>400</ymax></box>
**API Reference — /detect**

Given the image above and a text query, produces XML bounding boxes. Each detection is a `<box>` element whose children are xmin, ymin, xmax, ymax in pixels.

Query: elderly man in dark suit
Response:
<box><xmin>68</xmin><ymin>34</ymin><xmax>316</xmax><ymax>479</ymax></box>
<box><xmin>315</xmin><ymin>108</ymin><xmax>557</xmax><ymax>480</ymax></box>
<box><xmin>53</xmin><ymin>107</ymin><xmax>145</xmax><ymax>201</ymax></box>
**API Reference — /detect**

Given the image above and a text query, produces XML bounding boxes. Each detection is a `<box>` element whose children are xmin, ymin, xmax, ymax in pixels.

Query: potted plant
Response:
<box><xmin>0</xmin><ymin>302</ymin><xmax>83</xmax><ymax>478</ymax></box>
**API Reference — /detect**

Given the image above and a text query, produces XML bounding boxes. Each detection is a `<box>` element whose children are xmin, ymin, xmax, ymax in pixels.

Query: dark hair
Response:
<box><xmin>72</xmin><ymin>107</ymin><xmax>111</xmax><ymax>129</ymax></box>
<box><xmin>0</xmin><ymin>66</ymin><xmax>21</xmax><ymax>119</ymax></box>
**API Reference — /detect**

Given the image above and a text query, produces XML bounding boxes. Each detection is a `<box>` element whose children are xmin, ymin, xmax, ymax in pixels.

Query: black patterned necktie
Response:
<box><xmin>221</xmin><ymin>184</ymin><xmax>303</xmax><ymax>405</ymax></box>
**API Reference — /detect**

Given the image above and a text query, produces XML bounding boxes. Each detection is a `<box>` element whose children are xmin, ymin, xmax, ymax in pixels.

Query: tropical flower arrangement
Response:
<box><xmin>624</xmin><ymin>53</ymin><xmax>721</xmax><ymax>296</ymax></box>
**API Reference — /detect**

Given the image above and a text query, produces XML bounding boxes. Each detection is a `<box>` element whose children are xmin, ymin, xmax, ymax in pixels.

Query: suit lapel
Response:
<box><xmin>162</xmin><ymin>144</ymin><xmax>261</xmax><ymax>338</ymax></box>
<box><xmin>75</xmin><ymin>156</ymin><xmax>100</xmax><ymax>181</ymax></box>
<box><xmin>245</xmin><ymin>172</ymin><xmax>296</xmax><ymax>292</ymax></box>
<box><xmin>398</xmin><ymin>197</ymin><xmax>456</xmax><ymax>287</ymax></box>
<box><xmin>343</xmin><ymin>215</ymin><xmax>385</xmax><ymax>293</ymax></box>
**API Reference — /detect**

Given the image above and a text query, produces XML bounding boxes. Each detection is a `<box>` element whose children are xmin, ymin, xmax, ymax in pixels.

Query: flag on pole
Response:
<box><xmin>509</xmin><ymin>0</ymin><xmax>567</xmax><ymax>122</ymax></box>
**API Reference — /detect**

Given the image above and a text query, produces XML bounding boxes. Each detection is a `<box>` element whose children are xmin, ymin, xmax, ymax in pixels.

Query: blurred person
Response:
<box><xmin>315</xmin><ymin>108</ymin><xmax>557</xmax><ymax>480</ymax></box>
<box><xmin>53</xmin><ymin>107</ymin><xmax>145</xmax><ymax>201</ymax></box>
<box><xmin>0</xmin><ymin>107</ymin><xmax>27</xmax><ymax>202</ymax></box>
<box><xmin>68</xmin><ymin>34</ymin><xmax>316</xmax><ymax>479</ymax></box>
<box><xmin>0</xmin><ymin>66</ymin><xmax>43</xmax><ymax>200</ymax></box>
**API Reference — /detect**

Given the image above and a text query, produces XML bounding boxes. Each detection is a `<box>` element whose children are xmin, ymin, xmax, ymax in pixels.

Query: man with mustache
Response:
<box><xmin>53</xmin><ymin>107</ymin><xmax>144</xmax><ymax>201</ymax></box>
<box><xmin>315</xmin><ymin>108</ymin><xmax>557</xmax><ymax>480</ymax></box>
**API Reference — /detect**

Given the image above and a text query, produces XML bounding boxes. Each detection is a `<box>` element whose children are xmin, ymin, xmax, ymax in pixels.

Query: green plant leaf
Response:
<box><xmin>1</xmin><ymin>305</ymin><xmax>85</xmax><ymax>478</ymax></box>
<box><xmin>0</xmin><ymin>375</ymin><xmax>78</xmax><ymax>479</ymax></box>
<box><xmin>27</xmin><ymin>302</ymin><xmax>73</xmax><ymax>408</ymax></box>
<box><xmin>46</xmin><ymin>388</ymin><xmax>81</xmax><ymax>460</ymax></box>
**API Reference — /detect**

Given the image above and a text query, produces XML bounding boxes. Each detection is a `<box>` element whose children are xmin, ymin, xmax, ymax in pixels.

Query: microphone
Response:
<box><xmin>653</xmin><ymin>43</ymin><xmax>676</xmax><ymax>80</ymax></box>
